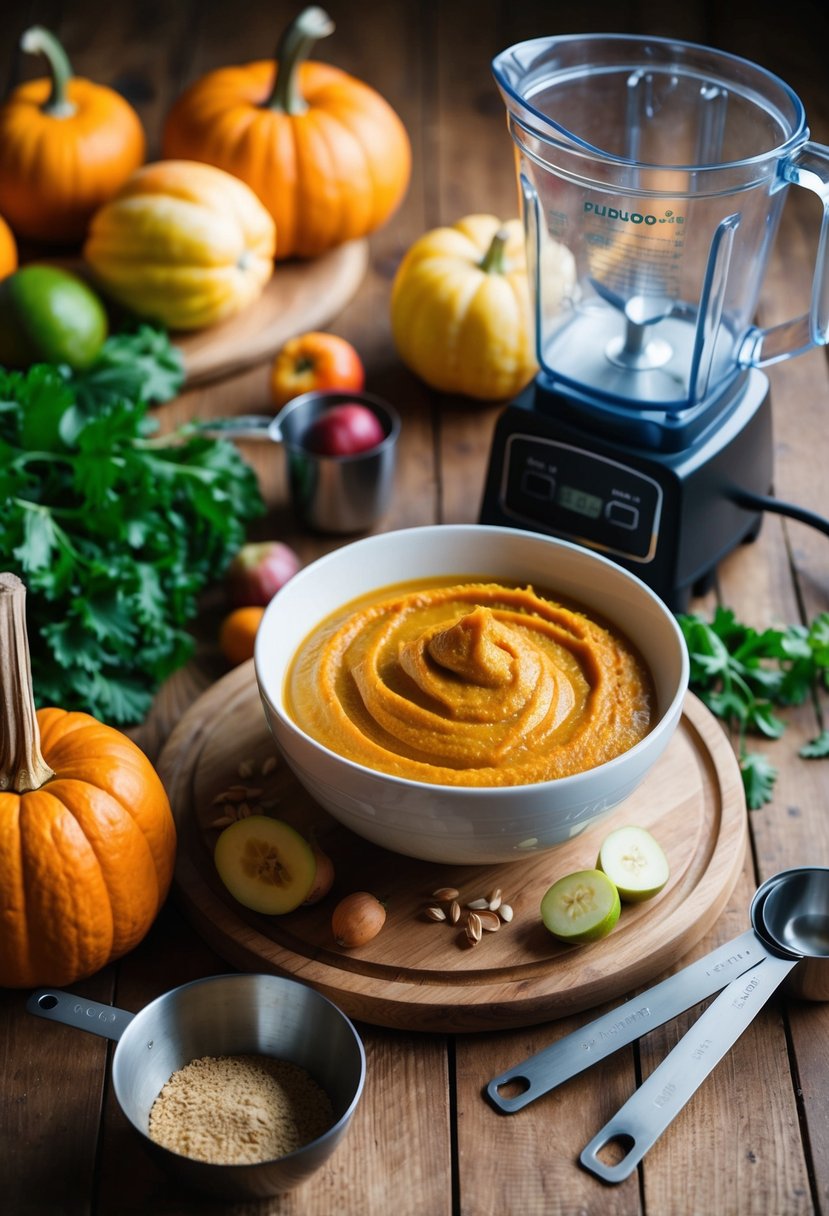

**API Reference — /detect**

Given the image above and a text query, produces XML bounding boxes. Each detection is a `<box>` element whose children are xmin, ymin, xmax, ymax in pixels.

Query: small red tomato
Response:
<box><xmin>225</xmin><ymin>541</ymin><xmax>302</xmax><ymax>607</ymax></box>
<box><xmin>304</xmin><ymin>403</ymin><xmax>386</xmax><ymax>456</ymax></box>
<box><xmin>270</xmin><ymin>331</ymin><xmax>365</xmax><ymax>408</ymax></box>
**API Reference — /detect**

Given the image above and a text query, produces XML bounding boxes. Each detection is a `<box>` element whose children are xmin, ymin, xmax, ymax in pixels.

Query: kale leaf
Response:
<box><xmin>1</xmin><ymin>329</ymin><xmax>264</xmax><ymax>724</ymax></box>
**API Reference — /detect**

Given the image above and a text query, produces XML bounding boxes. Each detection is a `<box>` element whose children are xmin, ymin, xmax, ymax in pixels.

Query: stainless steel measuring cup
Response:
<box><xmin>26</xmin><ymin>973</ymin><xmax>366</xmax><ymax>1200</ymax></box>
<box><xmin>577</xmin><ymin>866</ymin><xmax>829</xmax><ymax>1182</ymax></box>
<box><xmin>204</xmin><ymin>389</ymin><xmax>400</xmax><ymax>534</ymax></box>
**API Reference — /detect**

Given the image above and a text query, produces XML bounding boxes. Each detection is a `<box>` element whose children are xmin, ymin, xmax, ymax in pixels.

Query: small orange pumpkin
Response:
<box><xmin>0</xmin><ymin>574</ymin><xmax>177</xmax><ymax>988</ymax></box>
<box><xmin>0</xmin><ymin>215</ymin><xmax>17</xmax><ymax>280</ymax></box>
<box><xmin>162</xmin><ymin>6</ymin><xmax>410</xmax><ymax>260</ymax></box>
<box><xmin>0</xmin><ymin>26</ymin><xmax>146</xmax><ymax>245</ymax></box>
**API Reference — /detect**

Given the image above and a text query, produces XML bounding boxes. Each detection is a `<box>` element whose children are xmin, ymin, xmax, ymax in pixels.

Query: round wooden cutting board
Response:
<box><xmin>157</xmin><ymin>662</ymin><xmax>747</xmax><ymax>1033</ymax></box>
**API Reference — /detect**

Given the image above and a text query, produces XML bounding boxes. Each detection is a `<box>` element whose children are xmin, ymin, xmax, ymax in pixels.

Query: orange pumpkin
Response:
<box><xmin>0</xmin><ymin>215</ymin><xmax>17</xmax><ymax>280</ymax></box>
<box><xmin>162</xmin><ymin>6</ymin><xmax>410</xmax><ymax>260</ymax></box>
<box><xmin>0</xmin><ymin>26</ymin><xmax>146</xmax><ymax>245</ymax></box>
<box><xmin>0</xmin><ymin>574</ymin><xmax>176</xmax><ymax>988</ymax></box>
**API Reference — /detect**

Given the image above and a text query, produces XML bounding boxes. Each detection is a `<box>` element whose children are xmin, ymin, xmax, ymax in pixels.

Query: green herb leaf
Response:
<box><xmin>800</xmin><ymin>731</ymin><xmax>829</xmax><ymax>760</ymax></box>
<box><xmin>740</xmin><ymin>751</ymin><xmax>778</xmax><ymax>810</ymax></box>
<box><xmin>0</xmin><ymin>327</ymin><xmax>263</xmax><ymax>725</ymax></box>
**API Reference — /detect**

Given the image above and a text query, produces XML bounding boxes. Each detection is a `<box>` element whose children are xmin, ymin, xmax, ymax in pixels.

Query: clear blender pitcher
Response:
<box><xmin>492</xmin><ymin>34</ymin><xmax>829</xmax><ymax>420</ymax></box>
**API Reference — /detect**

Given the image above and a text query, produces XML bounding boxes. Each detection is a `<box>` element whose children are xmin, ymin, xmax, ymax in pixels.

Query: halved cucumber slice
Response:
<box><xmin>540</xmin><ymin>869</ymin><xmax>621</xmax><ymax>944</ymax></box>
<box><xmin>597</xmin><ymin>825</ymin><xmax>670</xmax><ymax>902</ymax></box>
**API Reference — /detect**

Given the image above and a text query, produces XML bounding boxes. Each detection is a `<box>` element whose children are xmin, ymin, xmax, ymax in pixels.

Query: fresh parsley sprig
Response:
<box><xmin>678</xmin><ymin>607</ymin><xmax>829</xmax><ymax>809</ymax></box>
<box><xmin>0</xmin><ymin>328</ymin><xmax>264</xmax><ymax>725</ymax></box>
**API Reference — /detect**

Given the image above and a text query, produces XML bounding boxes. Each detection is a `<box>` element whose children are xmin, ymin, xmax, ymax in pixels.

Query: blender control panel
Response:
<box><xmin>497</xmin><ymin>434</ymin><xmax>663</xmax><ymax>562</ymax></box>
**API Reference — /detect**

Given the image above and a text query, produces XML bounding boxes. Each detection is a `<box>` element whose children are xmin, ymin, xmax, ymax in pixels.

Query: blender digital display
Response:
<box><xmin>479</xmin><ymin>33</ymin><xmax>829</xmax><ymax>609</ymax></box>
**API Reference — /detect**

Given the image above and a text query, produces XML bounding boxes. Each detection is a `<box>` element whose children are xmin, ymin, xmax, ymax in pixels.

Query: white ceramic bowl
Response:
<box><xmin>254</xmin><ymin>525</ymin><xmax>689</xmax><ymax>865</ymax></box>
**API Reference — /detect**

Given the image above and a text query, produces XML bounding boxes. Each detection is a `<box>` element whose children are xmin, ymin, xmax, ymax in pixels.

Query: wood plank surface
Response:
<box><xmin>1</xmin><ymin>2</ymin><xmax>828</xmax><ymax>1216</ymax></box>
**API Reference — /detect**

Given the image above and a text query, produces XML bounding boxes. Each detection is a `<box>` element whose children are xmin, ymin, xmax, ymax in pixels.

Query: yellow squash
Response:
<box><xmin>390</xmin><ymin>214</ymin><xmax>537</xmax><ymax>401</ymax></box>
<box><xmin>83</xmin><ymin>160</ymin><xmax>276</xmax><ymax>331</ymax></box>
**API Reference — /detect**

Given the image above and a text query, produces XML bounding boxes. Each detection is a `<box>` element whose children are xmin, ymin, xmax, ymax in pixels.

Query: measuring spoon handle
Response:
<box><xmin>26</xmin><ymin>988</ymin><xmax>134</xmax><ymax>1043</ymax></box>
<box><xmin>486</xmin><ymin>928</ymin><xmax>763</xmax><ymax>1113</ymax></box>
<box><xmin>579</xmin><ymin>951</ymin><xmax>798</xmax><ymax>1184</ymax></box>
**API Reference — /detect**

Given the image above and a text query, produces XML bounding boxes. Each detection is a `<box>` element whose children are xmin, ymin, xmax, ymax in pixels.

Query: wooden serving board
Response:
<box><xmin>157</xmin><ymin>662</ymin><xmax>747</xmax><ymax>1033</ymax></box>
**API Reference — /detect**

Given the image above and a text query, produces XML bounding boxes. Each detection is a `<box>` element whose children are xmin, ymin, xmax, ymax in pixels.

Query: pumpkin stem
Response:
<box><xmin>0</xmin><ymin>574</ymin><xmax>56</xmax><ymax>793</ymax></box>
<box><xmin>21</xmin><ymin>25</ymin><xmax>77</xmax><ymax>118</ymax></box>
<box><xmin>479</xmin><ymin>228</ymin><xmax>510</xmax><ymax>275</ymax></box>
<box><xmin>263</xmin><ymin>6</ymin><xmax>335</xmax><ymax>114</ymax></box>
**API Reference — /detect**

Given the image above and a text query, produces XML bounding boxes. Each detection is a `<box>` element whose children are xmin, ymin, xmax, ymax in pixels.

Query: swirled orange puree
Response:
<box><xmin>285</xmin><ymin>579</ymin><xmax>653</xmax><ymax>786</ymax></box>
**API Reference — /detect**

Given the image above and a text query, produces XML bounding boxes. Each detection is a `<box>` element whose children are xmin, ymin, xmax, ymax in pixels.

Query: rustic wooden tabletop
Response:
<box><xmin>2</xmin><ymin>1</ymin><xmax>829</xmax><ymax>1213</ymax></box>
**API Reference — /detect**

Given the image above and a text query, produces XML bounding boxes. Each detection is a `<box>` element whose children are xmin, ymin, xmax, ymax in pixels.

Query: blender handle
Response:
<box><xmin>519</xmin><ymin>172</ymin><xmax>543</xmax><ymax>363</ymax></box>
<box><xmin>741</xmin><ymin>140</ymin><xmax>829</xmax><ymax>367</ymax></box>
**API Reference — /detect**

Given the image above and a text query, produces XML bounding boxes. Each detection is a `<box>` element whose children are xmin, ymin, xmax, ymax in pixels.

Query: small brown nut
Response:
<box><xmin>477</xmin><ymin>909</ymin><xmax>501</xmax><ymax>932</ymax></box>
<box><xmin>260</xmin><ymin>755</ymin><xmax>279</xmax><ymax>776</ymax></box>
<box><xmin>425</xmin><ymin>905</ymin><xmax>447</xmax><ymax>922</ymax></box>
<box><xmin>449</xmin><ymin>899</ymin><xmax>461</xmax><ymax>924</ymax></box>
<box><xmin>432</xmin><ymin>887</ymin><xmax>460</xmax><ymax>901</ymax></box>
<box><xmin>466</xmin><ymin>912</ymin><xmax>483</xmax><ymax>943</ymax></box>
<box><xmin>237</xmin><ymin>759</ymin><xmax>255</xmax><ymax>779</ymax></box>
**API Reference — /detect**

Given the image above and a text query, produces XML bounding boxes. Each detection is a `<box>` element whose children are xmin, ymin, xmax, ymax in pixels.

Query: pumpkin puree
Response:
<box><xmin>285</xmin><ymin>580</ymin><xmax>653</xmax><ymax>787</ymax></box>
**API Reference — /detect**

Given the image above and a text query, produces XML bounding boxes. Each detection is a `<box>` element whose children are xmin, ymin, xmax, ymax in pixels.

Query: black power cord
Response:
<box><xmin>731</xmin><ymin>490</ymin><xmax>829</xmax><ymax>539</ymax></box>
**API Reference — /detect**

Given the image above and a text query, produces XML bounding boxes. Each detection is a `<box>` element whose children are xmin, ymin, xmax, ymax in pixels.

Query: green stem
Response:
<box><xmin>262</xmin><ymin>6</ymin><xmax>335</xmax><ymax>114</ymax></box>
<box><xmin>479</xmin><ymin>229</ymin><xmax>509</xmax><ymax>275</ymax></box>
<box><xmin>21</xmin><ymin>25</ymin><xmax>76</xmax><ymax>118</ymax></box>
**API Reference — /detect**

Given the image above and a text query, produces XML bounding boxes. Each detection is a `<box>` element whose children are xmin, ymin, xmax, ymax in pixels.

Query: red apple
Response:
<box><xmin>269</xmin><ymin>331</ymin><xmax>365</xmax><ymax>408</ymax></box>
<box><xmin>304</xmin><ymin>403</ymin><xmax>386</xmax><ymax>456</ymax></box>
<box><xmin>226</xmin><ymin>541</ymin><xmax>302</xmax><ymax>607</ymax></box>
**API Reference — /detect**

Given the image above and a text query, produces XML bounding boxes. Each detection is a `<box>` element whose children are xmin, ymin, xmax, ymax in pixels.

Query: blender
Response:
<box><xmin>479</xmin><ymin>34</ymin><xmax>829</xmax><ymax>609</ymax></box>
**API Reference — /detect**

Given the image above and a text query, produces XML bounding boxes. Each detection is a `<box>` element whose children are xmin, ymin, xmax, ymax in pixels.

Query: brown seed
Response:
<box><xmin>488</xmin><ymin>888</ymin><xmax>503</xmax><ymax>911</ymax></box>
<box><xmin>449</xmin><ymin>899</ymin><xmax>461</xmax><ymax>924</ymax></box>
<box><xmin>425</xmin><ymin>906</ymin><xmax>447</xmax><ymax>922</ymax></box>
<box><xmin>237</xmin><ymin>759</ymin><xmax>255</xmax><ymax>779</ymax></box>
<box><xmin>432</xmin><ymin>887</ymin><xmax>460</xmax><ymax>902</ymax></box>
<box><xmin>261</xmin><ymin>755</ymin><xmax>279</xmax><ymax>776</ymax></box>
<box><xmin>210</xmin><ymin>815</ymin><xmax>235</xmax><ymax>829</ymax></box>
<box><xmin>477</xmin><ymin>909</ymin><xmax>501</xmax><ymax>932</ymax></box>
<box><xmin>466</xmin><ymin>912</ymin><xmax>483</xmax><ymax>943</ymax></box>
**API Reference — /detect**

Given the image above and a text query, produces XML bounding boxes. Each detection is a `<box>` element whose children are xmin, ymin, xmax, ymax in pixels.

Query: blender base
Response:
<box><xmin>478</xmin><ymin>369</ymin><xmax>773</xmax><ymax>612</ymax></box>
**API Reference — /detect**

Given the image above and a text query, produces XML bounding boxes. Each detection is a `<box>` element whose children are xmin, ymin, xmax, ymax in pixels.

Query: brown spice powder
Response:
<box><xmin>148</xmin><ymin>1053</ymin><xmax>335</xmax><ymax>1165</ymax></box>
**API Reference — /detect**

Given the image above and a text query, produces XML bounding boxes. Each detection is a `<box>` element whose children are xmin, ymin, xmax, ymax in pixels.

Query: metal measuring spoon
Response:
<box><xmin>486</xmin><ymin>871</ymin><xmax>784</xmax><ymax>1115</ymax></box>
<box><xmin>579</xmin><ymin>866</ymin><xmax>829</xmax><ymax>1184</ymax></box>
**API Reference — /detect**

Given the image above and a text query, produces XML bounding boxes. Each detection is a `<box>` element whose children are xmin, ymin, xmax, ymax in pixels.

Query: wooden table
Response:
<box><xmin>3</xmin><ymin>2</ymin><xmax>829</xmax><ymax>1213</ymax></box>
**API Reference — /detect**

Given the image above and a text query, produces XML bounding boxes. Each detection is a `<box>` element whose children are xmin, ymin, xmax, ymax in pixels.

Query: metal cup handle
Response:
<box><xmin>26</xmin><ymin>988</ymin><xmax>134</xmax><ymax>1043</ymax></box>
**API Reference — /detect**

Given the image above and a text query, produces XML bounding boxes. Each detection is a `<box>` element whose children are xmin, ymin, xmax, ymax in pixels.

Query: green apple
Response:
<box><xmin>597</xmin><ymin>825</ymin><xmax>670</xmax><ymax>902</ymax></box>
<box><xmin>541</xmin><ymin>869</ymin><xmax>621</xmax><ymax>944</ymax></box>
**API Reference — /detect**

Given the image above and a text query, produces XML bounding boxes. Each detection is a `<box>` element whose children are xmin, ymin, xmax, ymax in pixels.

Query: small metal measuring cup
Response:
<box><xmin>486</xmin><ymin>867</ymin><xmax>829</xmax><ymax>1183</ymax></box>
<box><xmin>26</xmin><ymin>973</ymin><xmax>366</xmax><ymax>1200</ymax></box>
<box><xmin>205</xmin><ymin>389</ymin><xmax>400</xmax><ymax>534</ymax></box>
